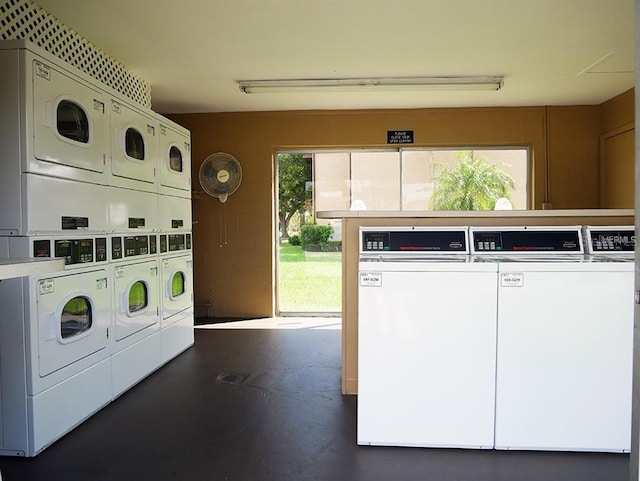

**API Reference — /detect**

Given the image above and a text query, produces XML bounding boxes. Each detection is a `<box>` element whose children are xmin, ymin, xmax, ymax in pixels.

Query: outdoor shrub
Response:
<box><xmin>288</xmin><ymin>235</ymin><xmax>301</xmax><ymax>246</ymax></box>
<box><xmin>300</xmin><ymin>224</ymin><xmax>333</xmax><ymax>249</ymax></box>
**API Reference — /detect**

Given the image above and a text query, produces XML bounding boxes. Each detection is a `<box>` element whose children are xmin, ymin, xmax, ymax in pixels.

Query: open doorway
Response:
<box><xmin>276</xmin><ymin>152</ymin><xmax>342</xmax><ymax>315</ymax></box>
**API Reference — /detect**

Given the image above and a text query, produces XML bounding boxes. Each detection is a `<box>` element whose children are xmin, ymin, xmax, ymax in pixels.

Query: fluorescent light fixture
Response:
<box><xmin>238</xmin><ymin>76</ymin><xmax>504</xmax><ymax>93</ymax></box>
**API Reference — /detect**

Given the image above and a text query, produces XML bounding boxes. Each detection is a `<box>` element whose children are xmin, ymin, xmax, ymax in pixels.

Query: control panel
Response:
<box><xmin>360</xmin><ymin>228</ymin><xmax>468</xmax><ymax>254</ymax></box>
<box><xmin>585</xmin><ymin>227</ymin><xmax>635</xmax><ymax>253</ymax></box>
<box><xmin>471</xmin><ymin>227</ymin><xmax>583</xmax><ymax>254</ymax></box>
<box><xmin>33</xmin><ymin>237</ymin><xmax>107</xmax><ymax>265</ymax></box>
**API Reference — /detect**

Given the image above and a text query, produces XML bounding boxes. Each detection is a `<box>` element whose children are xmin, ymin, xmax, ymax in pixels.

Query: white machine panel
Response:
<box><xmin>158</xmin><ymin>195</ymin><xmax>192</xmax><ymax>233</ymax></box>
<box><xmin>108</xmin><ymin>187</ymin><xmax>158</xmax><ymax>233</ymax></box>
<box><xmin>109</xmin><ymin>99</ymin><xmax>157</xmax><ymax>191</ymax></box>
<box><xmin>157</xmin><ymin>114</ymin><xmax>191</xmax><ymax>197</ymax></box>
<box><xmin>22</xmin><ymin>175</ymin><xmax>109</xmax><ymax>235</ymax></box>
<box><xmin>358</xmin><ymin>264</ymin><xmax>498</xmax><ymax>448</ymax></box>
<box><xmin>494</xmin><ymin>262</ymin><xmax>633</xmax><ymax>452</ymax></box>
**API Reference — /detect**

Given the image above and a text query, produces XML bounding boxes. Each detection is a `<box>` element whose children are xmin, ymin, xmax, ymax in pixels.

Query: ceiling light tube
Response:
<box><xmin>238</xmin><ymin>76</ymin><xmax>504</xmax><ymax>93</ymax></box>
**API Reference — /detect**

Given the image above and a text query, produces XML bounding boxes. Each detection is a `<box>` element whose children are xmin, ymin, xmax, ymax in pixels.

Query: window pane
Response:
<box><xmin>125</xmin><ymin>128</ymin><xmax>145</xmax><ymax>160</ymax></box>
<box><xmin>402</xmin><ymin>148</ymin><xmax>528</xmax><ymax>210</ymax></box>
<box><xmin>314</xmin><ymin>153</ymin><xmax>350</xmax><ymax>211</ymax></box>
<box><xmin>351</xmin><ymin>152</ymin><xmax>400</xmax><ymax>210</ymax></box>
<box><xmin>57</xmin><ymin>100</ymin><xmax>89</xmax><ymax>143</ymax></box>
<box><xmin>129</xmin><ymin>281</ymin><xmax>148</xmax><ymax>313</ymax></box>
<box><xmin>61</xmin><ymin>296</ymin><xmax>92</xmax><ymax>339</ymax></box>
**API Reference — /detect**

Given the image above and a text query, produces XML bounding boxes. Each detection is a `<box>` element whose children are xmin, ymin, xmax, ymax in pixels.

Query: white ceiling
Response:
<box><xmin>34</xmin><ymin>0</ymin><xmax>635</xmax><ymax>114</ymax></box>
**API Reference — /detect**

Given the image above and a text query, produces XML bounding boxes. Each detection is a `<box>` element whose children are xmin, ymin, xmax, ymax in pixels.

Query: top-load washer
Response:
<box><xmin>358</xmin><ymin>226</ymin><xmax>498</xmax><ymax>449</ymax></box>
<box><xmin>156</xmin><ymin>114</ymin><xmax>191</xmax><ymax>197</ymax></box>
<box><xmin>470</xmin><ymin>226</ymin><xmax>633</xmax><ymax>452</ymax></box>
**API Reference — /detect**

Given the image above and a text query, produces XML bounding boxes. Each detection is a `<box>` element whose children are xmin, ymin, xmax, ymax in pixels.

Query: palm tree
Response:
<box><xmin>430</xmin><ymin>151</ymin><xmax>515</xmax><ymax>210</ymax></box>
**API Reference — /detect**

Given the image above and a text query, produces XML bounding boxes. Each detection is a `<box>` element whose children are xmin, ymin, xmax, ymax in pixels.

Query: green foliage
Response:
<box><xmin>278</xmin><ymin>153</ymin><xmax>312</xmax><ymax>237</ymax></box>
<box><xmin>430</xmin><ymin>151</ymin><xmax>515</xmax><ymax>211</ymax></box>
<box><xmin>301</xmin><ymin>224</ymin><xmax>333</xmax><ymax>249</ymax></box>
<box><xmin>288</xmin><ymin>234</ymin><xmax>301</xmax><ymax>246</ymax></box>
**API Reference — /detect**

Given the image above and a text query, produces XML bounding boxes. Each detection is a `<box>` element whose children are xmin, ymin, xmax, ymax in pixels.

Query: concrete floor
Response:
<box><xmin>0</xmin><ymin>318</ymin><xmax>629</xmax><ymax>481</ymax></box>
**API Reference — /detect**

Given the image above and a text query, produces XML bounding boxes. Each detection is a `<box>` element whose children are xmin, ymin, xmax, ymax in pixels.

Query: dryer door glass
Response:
<box><xmin>129</xmin><ymin>281</ymin><xmax>149</xmax><ymax>313</ymax></box>
<box><xmin>61</xmin><ymin>296</ymin><xmax>92</xmax><ymax>339</ymax></box>
<box><xmin>57</xmin><ymin>100</ymin><xmax>89</xmax><ymax>143</ymax></box>
<box><xmin>171</xmin><ymin>272</ymin><xmax>186</xmax><ymax>299</ymax></box>
<box><xmin>125</xmin><ymin>128</ymin><xmax>145</xmax><ymax>160</ymax></box>
<box><xmin>169</xmin><ymin>146</ymin><xmax>183</xmax><ymax>172</ymax></box>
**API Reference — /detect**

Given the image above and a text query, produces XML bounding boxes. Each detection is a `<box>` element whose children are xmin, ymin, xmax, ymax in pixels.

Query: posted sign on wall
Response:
<box><xmin>387</xmin><ymin>130</ymin><xmax>414</xmax><ymax>144</ymax></box>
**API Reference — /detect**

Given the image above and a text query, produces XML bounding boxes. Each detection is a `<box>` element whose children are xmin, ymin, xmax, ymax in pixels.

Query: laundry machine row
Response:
<box><xmin>358</xmin><ymin>225</ymin><xmax>634</xmax><ymax>453</ymax></box>
<box><xmin>0</xmin><ymin>40</ymin><xmax>191</xmax><ymax>237</ymax></box>
<box><xmin>0</xmin><ymin>40</ymin><xmax>194</xmax><ymax>457</ymax></box>
<box><xmin>0</xmin><ymin>230</ymin><xmax>193</xmax><ymax>456</ymax></box>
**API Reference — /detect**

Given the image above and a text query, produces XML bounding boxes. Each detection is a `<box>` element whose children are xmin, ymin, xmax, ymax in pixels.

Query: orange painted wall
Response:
<box><xmin>172</xmin><ymin>106</ymin><xmax>603</xmax><ymax>318</ymax></box>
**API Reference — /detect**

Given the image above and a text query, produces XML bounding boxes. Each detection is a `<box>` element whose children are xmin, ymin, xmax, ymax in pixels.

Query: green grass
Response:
<box><xmin>278</xmin><ymin>242</ymin><xmax>342</xmax><ymax>313</ymax></box>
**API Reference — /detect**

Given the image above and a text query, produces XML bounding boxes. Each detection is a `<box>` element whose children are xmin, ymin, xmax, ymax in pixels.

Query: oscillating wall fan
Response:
<box><xmin>199</xmin><ymin>152</ymin><xmax>243</xmax><ymax>203</ymax></box>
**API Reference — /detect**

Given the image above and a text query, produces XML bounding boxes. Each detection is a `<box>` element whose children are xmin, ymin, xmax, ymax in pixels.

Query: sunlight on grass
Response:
<box><xmin>279</xmin><ymin>242</ymin><xmax>341</xmax><ymax>312</ymax></box>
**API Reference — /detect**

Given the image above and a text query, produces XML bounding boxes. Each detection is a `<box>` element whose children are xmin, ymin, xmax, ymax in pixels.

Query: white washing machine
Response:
<box><xmin>158</xmin><ymin>233</ymin><xmax>194</xmax><ymax>363</ymax></box>
<box><xmin>0</xmin><ymin>235</ymin><xmax>111</xmax><ymax>457</ymax></box>
<box><xmin>357</xmin><ymin>226</ymin><xmax>498</xmax><ymax>449</ymax></box>
<box><xmin>156</xmin><ymin>114</ymin><xmax>192</xmax><ymax>197</ymax></box>
<box><xmin>108</xmin><ymin>99</ymin><xmax>157</xmax><ymax>192</ymax></box>
<box><xmin>470</xmin><ymin>226</ymin><xmax>633</xmax><ymax>452</ymax></box>
<box><xmin>0</xmin><ymin>41</ymin><xmax>107</xmax><ymax>186</ymax></box>
<box><xmin>109</xmin><ymin>233</ymin><xmax>161</xmax><ymax>398</ymax></box>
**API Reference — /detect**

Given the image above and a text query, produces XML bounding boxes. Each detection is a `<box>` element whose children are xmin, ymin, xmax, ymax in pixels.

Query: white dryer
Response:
<box><xmin>156</xmin><ymin>114</ymin><xmax>191</xmax><ymax>197</ymax></box>
<box><xmin>0</xmin><ymin>41</ymin><xmax>107</xmax><ymax>185</ymax></box>
<box><xmin>109</xmin><ymin>233</ymin><xmax>161</xmax><ymax>398</ymax></box>
<box><xmin>108</xmin><ymin>99</ymin><xmax>157</xmax><ymax>192</ymax></box>
<box><xmin>0</xmin><ymin>235</ymin><xmax>111</xmax><ymax>457</ymax></box>
<box><xmin>158</xmin><ymin>233</ymin><xmax>194</xmax><ymax>363</ymax></box>
<box><xmin>358</xmin><ymin>227</ymin><xmax>498</xmax><ymax>449</ymax></box>
<box><xmin>470</xmin><ymin>226</ymin><xmax>633</xmax><ymax>453</ymax></box>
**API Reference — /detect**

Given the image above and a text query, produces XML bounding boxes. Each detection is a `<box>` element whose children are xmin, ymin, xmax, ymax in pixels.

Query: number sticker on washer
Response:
<box><xmin>39</xmin><ymin>279</ymin><xmax>54</xmax><ymax>295</ymax></box>
<box><xmin>500</xmin><ymin>273</ymin><xmax>524</xmax><ymax>287</ymax></box>
<box><xmin>96</xmin><ymin>277</ymin><xmax>107</xmax><ymax>290</ymax></box>
<box><xmin>360</xmin><ymin>272</ymin><xmax>382</xmax><ymax>287</ymax></box>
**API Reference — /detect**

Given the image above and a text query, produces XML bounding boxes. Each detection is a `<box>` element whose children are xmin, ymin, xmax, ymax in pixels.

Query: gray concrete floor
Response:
<box><xmin>0</xmin><ymin>319</ymin><xmax>629</xmax><ymax>481</ymax></box>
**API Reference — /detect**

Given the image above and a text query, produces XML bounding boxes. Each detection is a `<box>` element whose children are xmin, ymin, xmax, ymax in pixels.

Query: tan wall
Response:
<box><xmin>171</xmin><ymin>106</ymin><xmax>604</xmax><ymax>319</ymax></box>
<box><xmin>600</xmin><ymin>89</ymin><xmax>635</xmax><ymax>208</ymax></box>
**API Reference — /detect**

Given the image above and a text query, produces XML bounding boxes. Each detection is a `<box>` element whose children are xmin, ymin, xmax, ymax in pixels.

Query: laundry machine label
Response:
<box><xmin>360</xmin><ymin>272</ymin><xmax>382</xmax><ymax>287</ymax></box>
<box><xmin>38</xmin><ymin>279</ymin><xmax>54</xmax><ymax>295</ymax></box>
<box><xmin>96</xmin><ymin>277</ymin><xmax>107</xmax><ymax>290</ymax></box>
<box><xmin>500</xmin><ymin>273</ymin><xmax>524</xmax><ymax>287</ymax></box>
<box><xmin>115</xmin><ymin>267</ymin><xmax>125</xmax><ymax>278</ymax></box>
<box><xmin>34</xmin><ymin>61</ymin><xmax>50</xmax><ymax>81</ymax></box>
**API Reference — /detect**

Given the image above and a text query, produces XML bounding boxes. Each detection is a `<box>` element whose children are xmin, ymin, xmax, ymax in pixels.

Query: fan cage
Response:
<box><xmin>199</xmin><ymin>153</ymin><xmax>242</xmax><ymax>199</ymax></box>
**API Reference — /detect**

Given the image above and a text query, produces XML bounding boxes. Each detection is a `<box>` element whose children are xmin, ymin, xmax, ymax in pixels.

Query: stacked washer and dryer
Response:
<box><xmin>0</xmin><ymin>40</ymin><xmax>194</xmax><ymax>456</ymax></box>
